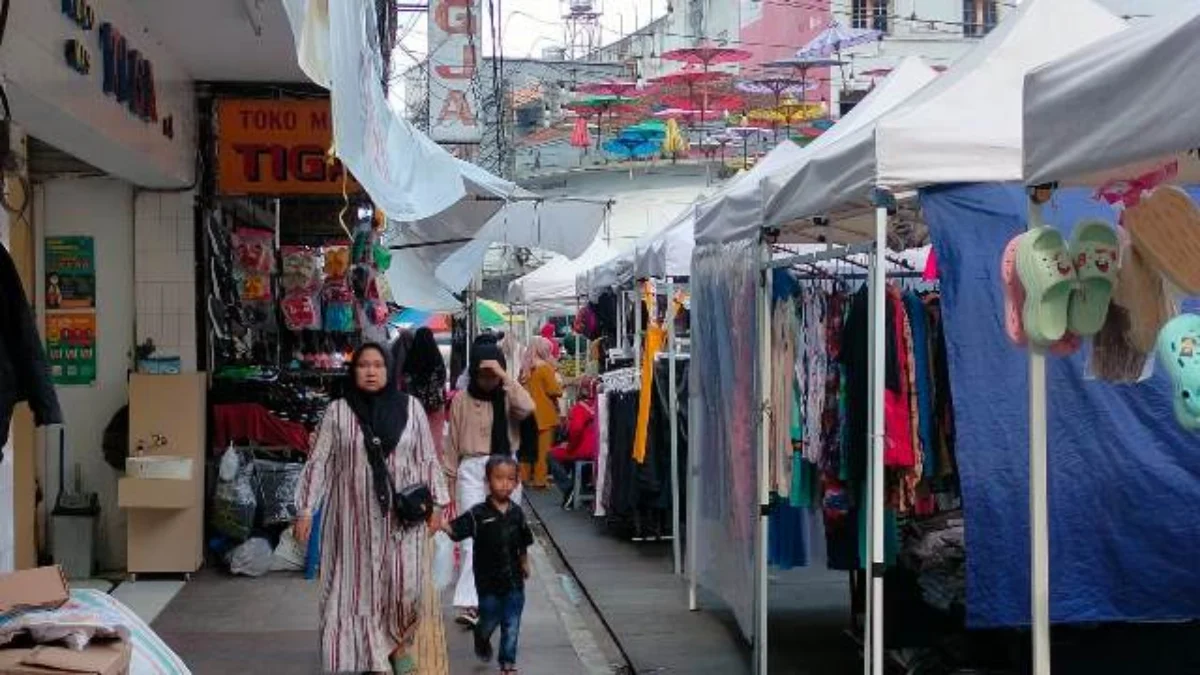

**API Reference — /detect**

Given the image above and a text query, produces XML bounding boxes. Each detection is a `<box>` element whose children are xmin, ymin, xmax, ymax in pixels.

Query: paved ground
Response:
<box><xmin>526</xmin><ymin>490</ymin><xmax>860</xmax><ymax>675</ymax></box>
<box><xmin>152</xmin><ymin>536</ymin><xmax>625</xmax><ymax>675</ymax></box>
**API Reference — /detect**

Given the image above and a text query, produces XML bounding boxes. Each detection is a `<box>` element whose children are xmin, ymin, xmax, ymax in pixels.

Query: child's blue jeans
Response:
<box><xmin>477</xmin><ymin>589</ymin><xmax>526</xmax><ymax>666</ymax></box>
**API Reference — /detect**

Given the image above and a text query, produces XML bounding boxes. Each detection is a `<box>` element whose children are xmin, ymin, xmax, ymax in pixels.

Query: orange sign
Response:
<box><xmin>216</xmin><ymin>99</ymin><xmax>361</xmax><ymax>195</ymax></box>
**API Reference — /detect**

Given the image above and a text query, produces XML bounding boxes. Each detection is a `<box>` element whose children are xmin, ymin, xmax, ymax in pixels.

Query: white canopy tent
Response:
<box><xmin>508</xmin><ymin>240</ymin><xmax>617</xmax><ymax>314</ymax></box>
<box><xmin>689</xmin><ymin>3</ymin><xmax>1129</xmax><ymax>674</ymax></box>
<box><xmin>634</xmin><ymin>141</ymin><xmax>808</xmax><ymax>279</ymax></box>
<box><xmin>1023</xmin><ymin>2</ymin><xmax>1200</xmax><ymax>187</ymax></box>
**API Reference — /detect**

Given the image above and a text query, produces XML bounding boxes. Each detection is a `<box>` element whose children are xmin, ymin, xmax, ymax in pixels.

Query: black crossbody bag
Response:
<box><xmin>362</xmin><ymin>427</ymin><xmax>433</xmax><ymax>526</ymax></box>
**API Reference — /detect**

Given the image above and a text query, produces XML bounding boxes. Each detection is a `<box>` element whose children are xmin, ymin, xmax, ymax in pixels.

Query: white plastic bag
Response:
<box><xmin>228</xmin><ymin>538</ymin><xmax>273</xmax><ymax>577</ymax></box>
<box><xmin>432</xmin><ymin>532</ymin><xmax>455</xmax><ymax>591</ymax></box>
<box><xmin>218</xmin><ymin>445</ymin><xmax>240</xmax><ymax>482</ymax></box>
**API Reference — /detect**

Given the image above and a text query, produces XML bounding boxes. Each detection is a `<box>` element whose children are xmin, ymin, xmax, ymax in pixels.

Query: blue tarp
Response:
<box><xmin>923</xmin><ymin>183</ymin><xmax>1200</xmax><ymax>629</ymax></box>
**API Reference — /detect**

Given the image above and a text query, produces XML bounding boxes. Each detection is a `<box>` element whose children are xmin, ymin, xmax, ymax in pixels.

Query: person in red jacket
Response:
<box><xmin>548</xmin><ymin>377</ymin><xmax>598</xmax><ymax>506</ymax></box>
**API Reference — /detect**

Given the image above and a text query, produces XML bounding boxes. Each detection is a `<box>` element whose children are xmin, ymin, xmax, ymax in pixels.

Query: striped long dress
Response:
<box><xmin>297</xmin><ymin>398</ymin><xmax>450</xmax><ymax>674</ymax></box>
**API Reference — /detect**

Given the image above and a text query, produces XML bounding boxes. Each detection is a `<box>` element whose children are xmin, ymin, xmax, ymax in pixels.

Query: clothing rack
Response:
<box><xmin>599</xmin><ymin>366</ymin><xmax>639</xmax><ymax>393</ymax></box>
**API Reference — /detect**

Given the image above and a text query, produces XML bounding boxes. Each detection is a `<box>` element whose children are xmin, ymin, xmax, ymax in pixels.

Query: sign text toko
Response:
<box><xmin>216</xmin><ymin>99</ymin><xmax>361</xmax><ymax>195</ymax></box>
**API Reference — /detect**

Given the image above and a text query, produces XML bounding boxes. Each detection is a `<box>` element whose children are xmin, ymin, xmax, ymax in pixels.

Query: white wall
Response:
<box><xmin>2</xmin><ymin>0</ymin><xmax>195</xmax><ymax>187</ymax></box>
<box><xmin>35</xmin><ymin>178</ymin><xmax>134</xmax><ymax>570</ymax></box>
<box><xmin>34</xmin><ymin>179</ymin><xmax>198</xmax><ymax>571</ymax></box>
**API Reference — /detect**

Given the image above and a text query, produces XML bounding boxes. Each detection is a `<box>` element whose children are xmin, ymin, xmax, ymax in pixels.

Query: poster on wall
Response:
<box><xmin>46</xmin><ymin>313</ymin><xmax>97</xmax><ymax>386</ymax></box>
<box><xmin>44</xmin><ymin>236</ymin><xmax>95</xmax><ymax>309</ymax></box>
<box><xmin>428</xmin><ymin>0</ymin><xmax>482</xmax><ymax>143</ymax></box>
<box><xmin>216</xmin><ymin>98</ymin><xmax>361</xmax><ymax>196</ymax></box>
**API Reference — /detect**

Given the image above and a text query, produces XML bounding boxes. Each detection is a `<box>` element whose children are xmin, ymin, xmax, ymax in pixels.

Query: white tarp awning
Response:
<box><xmin>705</xmin><ymin>57</ymin><xmax>937</xmax><ymax>245</ymax></box>
<box><xmin>1023</xmin><ymin>3</ymin><xmax>1200</xmax><ymax>186</ymax></box>
<box><xmin>508</xmin><ymin>240</ymin><xmax>616</xmax><ymax>313</ymax></box>
<box><xmin>874</xmin><ymin>0</ymin><xmax>1126</xmax><ymax>190</ymax></box>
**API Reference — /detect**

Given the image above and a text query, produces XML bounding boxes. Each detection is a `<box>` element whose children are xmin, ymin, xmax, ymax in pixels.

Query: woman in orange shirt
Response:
<box><xmin>520</xmin><ymin>336</ymin><xmax>562</xmax><ymax>488</ymax></box>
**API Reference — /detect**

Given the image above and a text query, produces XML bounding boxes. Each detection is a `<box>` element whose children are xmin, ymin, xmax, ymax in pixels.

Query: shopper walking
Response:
<box><xmin>446</xmin><ymin>343</ymin><xmax>535</xmax><ymax>627</ymax></box>
<box><xmin>443</xmin><ymin>455</ymin><xmax>534</xmax><ymax>675</ymax></box>
<box><xmin>520</xmin><ymin>336</ymin><xmax>562</xmax><ymax>489</ymax></box>
<box><xmin>403</xmin><ymin>327</ymin><xmax>448</xmax><ymax>458</ymax></box>
<box><xmin>294</xmin><ymin>343</ymin><xmax>449</xmax><ymax>675</ymax></box>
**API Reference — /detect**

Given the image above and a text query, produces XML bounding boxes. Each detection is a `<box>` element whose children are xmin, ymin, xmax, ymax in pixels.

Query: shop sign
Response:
<box><xmin>58</xmin><ymin>0</ymin><xmax>171</xmax><ymax>135</ymax></box>
<box><xmin>46</xmin><ymin>313</ymin><xmax>97</xmax><ymax>386</ymax></box>
<box><xmin>216</xmin><ymin>99</ymin><xmax>361</xmax><ymax>195</ymax></box>
<box><xmin>45</xmin><ymin>236</ymin><xmax>96</xmax><ymax>310</ymax></box>
<box><xmin>428</xmin><ymin>0</ymin><xmax>482</xmax><ymax>144</ymax></box>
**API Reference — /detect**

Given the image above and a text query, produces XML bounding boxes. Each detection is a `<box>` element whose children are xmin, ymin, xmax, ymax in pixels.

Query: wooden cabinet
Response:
<box><xmin>119</xmin><ymin>373</ymin><xmax>205</xmax><ymax>576</ymax></box>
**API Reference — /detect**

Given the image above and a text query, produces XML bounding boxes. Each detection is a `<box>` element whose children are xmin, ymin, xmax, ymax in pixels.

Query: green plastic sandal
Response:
<box><xmin>1016</xmin><ymin>226</ymin><xmax>1076</xmax><ymax>347</ymax></box>
<box><xmin>1068</xmin><ymin>220</ymin><xmax>1120</xmax><ymax>337</ymax></box>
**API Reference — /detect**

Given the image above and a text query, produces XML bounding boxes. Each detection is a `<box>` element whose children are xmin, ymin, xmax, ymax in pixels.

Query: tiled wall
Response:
<box><xmin>134</xmin><ymin>192</ymin><xmax>197</xmax><ymax>370</ymax></box>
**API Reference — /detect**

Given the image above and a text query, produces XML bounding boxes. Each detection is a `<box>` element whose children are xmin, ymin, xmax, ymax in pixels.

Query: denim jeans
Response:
<box><xmin>477</xmin><ymin>589</ymin><xmax>525</xmax><ymax>666</ymax></box>
<box><xmin>548</xmin><ymin>456</ymin><xmax>574</xmax><ymax>495</ymax></box>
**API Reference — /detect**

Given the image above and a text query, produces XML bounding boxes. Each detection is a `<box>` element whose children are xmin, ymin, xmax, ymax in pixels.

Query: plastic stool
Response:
<box><xmin>567</xmin><ymin>461</ymin><xmax>595</xmax><ymax>510</ymax></box>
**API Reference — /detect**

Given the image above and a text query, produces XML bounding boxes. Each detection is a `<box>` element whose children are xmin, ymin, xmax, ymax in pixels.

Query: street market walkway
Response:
<box><xmin>526</xmin><ymin>490</ymin><xmax>860</xmax><ymax>675</ymax></box>
<box><xmin>151</xmin><ymin>537</ymin><xmax>622</xmax><ymax>674</ymax></box>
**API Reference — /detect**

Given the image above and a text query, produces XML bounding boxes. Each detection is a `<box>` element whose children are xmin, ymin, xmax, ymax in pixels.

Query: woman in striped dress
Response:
<box><xmin>294</xmin><ymin>343</ymin><xmax>450</xmax><ymax>674</ymax></box>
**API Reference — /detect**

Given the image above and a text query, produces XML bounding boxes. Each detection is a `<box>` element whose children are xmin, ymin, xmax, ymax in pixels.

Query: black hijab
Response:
<box><xmin>343</xmin><ymin>343</ymin><xmax>411</xmax><ymax>512</ymax></box>
<box><xmin>467</xmin><ymin>343</ymin><xmax>511</xmax><ymax>457</ymax></box>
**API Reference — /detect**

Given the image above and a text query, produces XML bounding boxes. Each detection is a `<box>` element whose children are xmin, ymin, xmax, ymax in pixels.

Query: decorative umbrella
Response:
<box><xmin>699</xmin><ymin>134</ymin><xmax>734</xmax><ymax>163</ymax></box>
<box><xmin>661</xmin><ymin>45</ymin><xmax>753</xmax><ymax>68</ymax></box>
<box><xmin>660</xmin><ymin>94</ymin><xmax>744</xmax><ymax>116</ymax></box>
<box><xmin>565</xmin><ymin>96</ymin><xmax>644</xmax><ymax>149</ymax></box>
<box><xmin>725</xmin><ymin>126</ymin><xmax>770</xmax><ymax>166</ymax></box>
<box><xmin>391</xmin><ymin>308</ymin><xmax>452</xmax><ymax>332</ymax></box>
<box><xmin>575</xmin><ymin>80</ymin><xmax>657</xmax><ymax>97</ymax></box>
<box><xmin>603</xmin><ymin>135</ymin><xmax>662</xmax><ymax>161</ymax></box>
<box><xmin>662</xmin><ymin>118</ymin><xmax>689</xmax><ymax>162</ymax></box>
<box><xmin>764</xmin><ymin>55</ymin><xmax>843</xmax><ymax>109</ymax></box>
<box><xmin>736</xmin><ymin>77</ymin><xmax>816</xmax><ymax>107</ymax></box>
<box><xmin>794</xmin><ymin>20</ymin><xmax>882</xmax><ymax>60</ymax></box>
<box><xmin>570</xmin><ymin>117</ymin><xmax>592</xmax><ymax>149</ymax></box>
<box><xmin>476</xmin><ymin>299</ymin><xmax>514</xmax><ymax>330</ymax></box>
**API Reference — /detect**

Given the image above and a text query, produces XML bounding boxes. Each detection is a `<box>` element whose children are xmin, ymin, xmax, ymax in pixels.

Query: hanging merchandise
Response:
<box><xmin>233</xmin><ymin>228</ymin><xmax>275</xmax><ymax>273</ymax></box>
<box><xmin>322</xmin><ymin>279</ymin><xmax>357</xmax><ymax>333</ymax></box>
<box><xmin>280</xmin><ymin>246</ymin><xmax>323</xmax><ymax>294</ymax></box>
<box><xmin>323</xmin><ymin>245</ymin><xmax>351</xmax><ymax>279</ymax></box>
<box><xmin>1001</xmin><ymin>235</ymin><xmax>1080</xmax><ymax>356</ymax></box>
<box><xmin>633</xmin><ymin>284</ymin><xmax>665</xmax><ymax>464</ymax></box>
<box><xmin>282</xmin><ymin>292</ymin><xmax>322</xmax><ymax>332</ymax></box>
<box><xmin>1122</xmin><ymin>186</ymin><xmax>1200</xmax><ymax>294</ymax></box>
<box><xmin>1157</xmin><ymin>313</ymin><xmax>1200</xmax><ymax>431</ymax></box>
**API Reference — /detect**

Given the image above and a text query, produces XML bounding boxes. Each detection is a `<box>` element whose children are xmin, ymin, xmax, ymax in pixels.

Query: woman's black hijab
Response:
<box><xmin>344</xmin><ymin>343</ymin><xmax>410</xmax><ymax>512</ymax></box>
<box><xmin>467</xmin><ymin>343</ymin><xmax>512</xmax><ymax>457</ymax></box>
<box><xmin>404</xmin><ymin>327</ymin><xmax>446</xmax><ymax>383</ymax></box>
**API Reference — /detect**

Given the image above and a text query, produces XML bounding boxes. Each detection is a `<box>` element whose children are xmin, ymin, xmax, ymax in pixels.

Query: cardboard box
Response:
<box><xmin>0</xmin><ymin>567</ymin><xmax>68</xmax><ymax>619</ymax></box>
<box><xmin>0</xmin><ymin>640</ymin><xmax>131</xmax><ymax>675</ymax></box>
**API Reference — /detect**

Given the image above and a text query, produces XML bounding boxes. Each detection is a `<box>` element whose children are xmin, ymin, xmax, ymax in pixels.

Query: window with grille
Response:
<box><xmin>852</xmin><ymin>0</ymin><xmax>890</xmax><ymax>33</ymax></box>
<box><xmin>963</xmin><ymin>0</ymin><xmax>998</xmax><ymax>37</ymax></box>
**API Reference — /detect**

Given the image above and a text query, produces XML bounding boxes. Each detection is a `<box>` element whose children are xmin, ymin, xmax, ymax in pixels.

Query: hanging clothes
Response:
<box><xmin>632</xmin><ymin>323</ymin><xmax>665</xmax><ymax>464</ymax></box>
<box><xmin>904</xmin><ymin>290</ymin><xmax>937</xmax><ymax>479</ymax></box>
<box><xmin>770</xmin><ymin>298</ymin><xmax>797</xmax><ymax>498</ymax></box>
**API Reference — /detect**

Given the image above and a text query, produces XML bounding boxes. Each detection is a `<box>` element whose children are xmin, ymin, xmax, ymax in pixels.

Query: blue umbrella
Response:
<box><xmin>603</xmin><ymin>137</ymin><xmax>662</xmax><ymax>160</ymax></box>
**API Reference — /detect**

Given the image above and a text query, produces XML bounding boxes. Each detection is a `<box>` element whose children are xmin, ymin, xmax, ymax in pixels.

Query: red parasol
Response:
<box><xmin>649</xmin><ymin>65</ymin><xmax>732</xmax><ymax>88</ymax></box>
<box><xmin>661</xmin><ymin>94</ymin><xmax>744</xmax><ymax>114</ymax></box>
<box><xmin>570</xmin><ymin>117</ymin><xmax>591</xmax><ymax>149</ymax></box>
<box><xmin>661</xmin><ymin>46</ymin><xmax>753</xmax><ymax>67</ymax></box>
<box><xmin>575</xmin><ymin>80</ymin><xmax>658</xmax><ymax>97</ymax></box>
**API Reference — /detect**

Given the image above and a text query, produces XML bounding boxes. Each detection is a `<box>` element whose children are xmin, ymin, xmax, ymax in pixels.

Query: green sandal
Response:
<box><xmin>1068</xmin><ymin>220</ymin><xmax>1120</xmax><ymax>337</ymax></box>
<box><xmin>1016</xmin><ymin>226</ymin><xmax>1076</xmax><ymax>347</ymax></box>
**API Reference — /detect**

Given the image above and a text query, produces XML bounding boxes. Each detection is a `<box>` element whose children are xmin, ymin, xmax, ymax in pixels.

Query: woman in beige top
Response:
<box><xmin>446</xmin><ymin>342</ymin><xmax>534</xmax><ymax>626</ymax></box>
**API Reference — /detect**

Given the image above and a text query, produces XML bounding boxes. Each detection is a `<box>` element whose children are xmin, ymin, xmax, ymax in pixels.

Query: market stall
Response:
<box><xmin>690</xmin><ymin>2</ymin><xmax>1138</xmax><ymax>673</ymax></box>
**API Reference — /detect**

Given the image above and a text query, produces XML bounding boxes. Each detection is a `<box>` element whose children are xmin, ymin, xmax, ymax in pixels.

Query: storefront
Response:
<box><xmin>0</xmin><ymin>0</ymin><xmax>196</xmax><ymax>573</ymax></box>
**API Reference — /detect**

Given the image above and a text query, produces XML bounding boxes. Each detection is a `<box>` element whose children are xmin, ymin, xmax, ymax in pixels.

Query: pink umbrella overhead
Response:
<box><xmin>661</xmin><ymin>45</ymin><xmax>753</xmax><ymax>68</ymax></box>
<box><xmin>575</xmin><ymin>80</ymin><xmax>658</xmax><ymax>98</ymax></box>
<box><xmin>661</xmin><ymin>94</ymin><xmax>744</xmax><ymax>115</ymax></box>
<box><xmin>649</xmin><ymin>65</ymin><xmax>732</xmax><ymax>88</ymax></box>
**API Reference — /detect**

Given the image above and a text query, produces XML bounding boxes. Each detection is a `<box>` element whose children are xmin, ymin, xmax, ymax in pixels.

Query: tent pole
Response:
<box><xmin>1027</xmin><ymin>196</ymin><xmax>1052</xmax><ymax>675</ymax></box>
<box><xmin>688</xmin><ymin>308</ymin><xmax>700</xmax><ymax>609</ymax></box>
<box><xmin>635</xmin><ymin>284</ymin><xmax>644</xmax><ymax>366</ymax></box>
<box><xmin>869</xmin><ymin>205</ymin><xmax>888</xmax><ymax>675</ymax></box>
<box><xmin>754</xmin><ymin>238</ymin><xmax>773</xmax><ymax>675</ymax></box>
<box><xmin>863</xmin><ymin>235</ymin><xmax>877</xmax><ymax>675</ymax></box>
<box><xmin>667</xmin><ymin>278</ymin><xmax>682</xmax><ymax>576</ymax></box>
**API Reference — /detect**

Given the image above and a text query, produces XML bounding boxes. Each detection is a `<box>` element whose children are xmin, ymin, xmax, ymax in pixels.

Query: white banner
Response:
<box><xmin>428</xmin><ymin>0</ymin><xmax>483</xmax><ymax>143</ymax></box>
